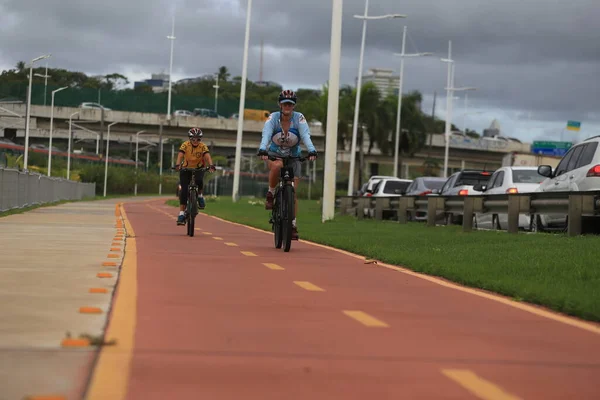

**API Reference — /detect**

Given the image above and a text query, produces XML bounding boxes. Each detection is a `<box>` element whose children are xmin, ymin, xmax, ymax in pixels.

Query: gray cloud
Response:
<box><xmin>1</xmin><ymin>0</ymin><xmax>599</xmax><ymax>142</ymax></box>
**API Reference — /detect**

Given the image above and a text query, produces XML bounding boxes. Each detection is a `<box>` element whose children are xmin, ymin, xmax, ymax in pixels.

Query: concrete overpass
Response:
<box><xmin>1</xmin><ymin>103</ymin><xmax>531</xmax><ymax>180</ymax></box>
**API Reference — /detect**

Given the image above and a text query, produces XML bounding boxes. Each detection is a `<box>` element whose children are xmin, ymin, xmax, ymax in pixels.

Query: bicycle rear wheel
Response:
<box><xmin>281</xmin><ymin>184</ymin><xmax>294</xmax><ymax>252</ymax></box>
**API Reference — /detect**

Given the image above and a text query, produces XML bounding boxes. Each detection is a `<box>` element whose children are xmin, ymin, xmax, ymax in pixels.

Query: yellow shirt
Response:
<box><xmin>179</xmin><ymin>140</ymin><xmax>209</xmax><ymax>168</ymax></box>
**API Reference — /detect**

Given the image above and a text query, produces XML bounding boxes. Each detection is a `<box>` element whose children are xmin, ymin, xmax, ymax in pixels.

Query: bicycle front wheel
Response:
<box><xmin>187</xmin><ymin>189</ymin><xmax>197</xmax><ymax>237</ymax></box>
<box><xmin>273</xmin><ymin>190</ymin><xmax>282</xmax><ymax>249</ymax></box>
<box><xmin>281</xmin><ymin>184</ymin><xmax>294</xmax><ymax>252</ymax></box>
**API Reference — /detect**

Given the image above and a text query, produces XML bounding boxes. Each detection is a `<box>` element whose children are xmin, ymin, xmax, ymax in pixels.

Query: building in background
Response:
<box><xmin>359</xmin><ymin>68</ymin><xmax>399</xmax><ymax>98</ymax></box>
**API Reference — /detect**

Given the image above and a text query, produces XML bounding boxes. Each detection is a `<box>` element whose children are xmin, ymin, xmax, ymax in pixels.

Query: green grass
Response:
<box><xmin>166</xmin><ymin>196</ymin><xmax>600</xmax><ymax>322</ymax></box>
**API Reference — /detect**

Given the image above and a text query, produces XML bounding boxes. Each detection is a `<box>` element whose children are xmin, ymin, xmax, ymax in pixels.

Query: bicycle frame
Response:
<box><xmin>268</xmin><ymin>155</ymin><xmax>306</xmax><ymax>251</ymax></box>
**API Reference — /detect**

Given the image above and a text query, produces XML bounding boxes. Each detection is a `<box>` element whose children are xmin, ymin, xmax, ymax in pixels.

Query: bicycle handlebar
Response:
<box><xmin>171</xmin><ymin>165</ymin><xmax>213</xmax><ymax>172</ymax></box>
<box><xmin>267</xmin><ymin>155</ymin><xmax>307</xmax><ymax>162</ymax></box>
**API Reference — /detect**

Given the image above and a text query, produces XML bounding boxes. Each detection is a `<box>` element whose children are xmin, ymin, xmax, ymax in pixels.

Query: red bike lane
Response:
<box><xmin>93</xmin><ymin>199</ymin><xmax>600</xmax><ymax>399</ymax></box>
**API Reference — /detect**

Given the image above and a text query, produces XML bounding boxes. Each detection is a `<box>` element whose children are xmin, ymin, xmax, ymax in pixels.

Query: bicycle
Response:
<box><xmin>268</xmin><ymin>155</ymin><xmax>306</xmax><ymax>252</ymax></box>
<box><xmin>172</xmin><ymin>165</ymin><xmax>212</xmax><ymax>237</ymax></box>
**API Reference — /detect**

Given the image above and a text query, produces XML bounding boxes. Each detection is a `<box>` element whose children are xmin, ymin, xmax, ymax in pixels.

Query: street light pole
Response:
<box><xmin>232</xmin><ymin>0</ymin><xmax>252</xmax><ymax>202</ymax></box>
<box><xmin>392</xmin><ymin>26</ymin><xmax>432</xmax><ymax>178</ymax></box>
<box><xmin>213</xmin><ymin>74</ymin><xmax>220</xmax><ymax>114</ymax></box>
<box><xmin>48</xmin><ymin>86</ymin><xmax>68</xmax><ymax>177</ymax></box>
<box><xmin>166</xmin><ymin>15</ymin><xmax>175</xmax><ymax>122</ymax></box>
<box><xmin>322</xmin><ymin>0</ymin><xmax>343</xmax><ymax>222</ymax></box>
<box><xmin>134</xmin><ymin>130</ymin><xmax>146</xmax><ymax>196</ymax></box>
<box><xmin>347</xmin><ymin>2</ymin><xmax>406</xmax><ymax>195</ymax></box>
<box><xmin>24</xmin><ymin>54</ymin><xmax>51</xmax><ymax>171</ymax></box>
<box><xmin>441</xmin><ymin>41</ymin><xmax>453</xmax><ymax>178</ymax></box>
<box><xmin>104</xmin><ymin>122</ymin><xmax>119</xmax><ymax>197</ymax></box>
<box><xmin>67</xmin><ymin>111</ymin><xmax>79</xmax><ymax>179</ymax></box>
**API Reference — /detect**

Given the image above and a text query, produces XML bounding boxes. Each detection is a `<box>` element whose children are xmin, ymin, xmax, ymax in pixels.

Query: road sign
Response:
<box><xmin>531</xmin><ymin>141</ymin><xmax>572</xmax><ymax>157</ymax></box>
<box><xmin>567</xmin><ymin>120</ymin><xmax>581</xmax><ymax>131</ymax></box>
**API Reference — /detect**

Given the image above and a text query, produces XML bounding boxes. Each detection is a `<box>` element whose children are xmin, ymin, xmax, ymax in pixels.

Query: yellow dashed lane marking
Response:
<box><xmin>241</xmin><ymin>251</ymin><xmax>257</xmax><ymax>257</ymax></box>
<box><xmin>442</xmin><ymin>369</ymin><xmax>522</xmax><ymax>400</ymax></box>
<box><xmin>263</xmin><ymin>263</ymin><xmax>284</xmax><ymax>270</ymax></box>
<box><xmin>225</xmin><ymin>242</ymin><xmax>238</xmax><ymax>247</ymax></box>
<box><xmin>213</xmin><ymin>237</ymin><xmax>223</xmax><ymax>240</ymax></box>
<box><xmin>294</xmin><ymin>281</ymin><xmax>325</xmax><ymax>292</ymax></box>
<box><xmin>343</xmin><ymin>310</ymin><xmax>389</xmax><ymax>327</ymax></box>
<box><xmin>203</xmin><ymin>232</ymin><xmax>212</xmax><ymax>235</ymax></box>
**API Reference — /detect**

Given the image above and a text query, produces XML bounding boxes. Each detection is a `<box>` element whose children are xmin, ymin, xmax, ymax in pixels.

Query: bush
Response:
<box><xmin>78</xmin><ymin>164</ymin><xmax>178</xmax><ymax>195</ymax></box>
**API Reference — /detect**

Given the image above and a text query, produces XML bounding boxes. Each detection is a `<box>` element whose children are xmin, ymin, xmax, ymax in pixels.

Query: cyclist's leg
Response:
<box><xmin>196</xmin><ymin>170</ymin><xmax>206</xmax><ymax>209</ymax></box>
<box><xmin>265</xmin><ymin>152</ymin><xmax>283</xmax><ymax>210</ymax></box>
<box><xmin>291</xmin><ymin>160</ymin><xmax>301</xmax><ymax>239</ymax></box>
<box><xmin>178</xmin><ymin>170</ymin><xmax>190</xmax><ymax>224</ymax></box>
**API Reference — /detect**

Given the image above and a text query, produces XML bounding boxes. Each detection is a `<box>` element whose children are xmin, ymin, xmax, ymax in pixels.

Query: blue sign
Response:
<box><xmin>531</xmin><ymin>148</ymin><xmax>569</xmax><ymax>156</ymax></box>
<box><xmin>531</xmin><ymin>141</ymin><xmax>572</xmax><ymax>157</ymax></box>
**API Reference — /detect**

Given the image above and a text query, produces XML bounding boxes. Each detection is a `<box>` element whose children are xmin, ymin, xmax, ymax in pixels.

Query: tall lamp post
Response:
<box><xmin>322</xmin><ymin>0</ymin><xmax>343</xmax><ymax>222</ymax></box>
<box><xmin>232</xmin><ymin>0</ymin><xmax>252</xmax><ymax>202</ymax></box>
<box><xmin>103</xmin><ymin>122</ymin><xmax>119</xmax><ymax>197</ymax></box>
<box><xmin>134</xmin><ymin>130</ymin><xmax>146</xmax><ymax>196</ymax></box>
<box><xmin>392</xmin><ymin>25</ymin><xmax>432</xmax><ymax>178</ymax></box>
<box><xmin>48</xmin><ymin>86</ymin><xmax>68</xmax><ymax>177</ymax></box>
<box><xmin>67</xmin><ymin>111</ymin><xmax>79</xmax><ymax>179</ymax></box>
<box><xmin>24</xmin><ymin>54</ymin><xmax>51</xmax><ymax>171</ymax></box>
<box><xmin>347</xmin><ymin>0</ymin><xmax>406</xmax><ymax>195</ymax></box>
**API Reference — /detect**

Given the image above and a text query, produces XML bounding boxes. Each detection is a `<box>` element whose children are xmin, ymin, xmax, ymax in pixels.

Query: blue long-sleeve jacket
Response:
<box><xmin>258</xmin><ymin>111</ymin><xmax>316</xmax><ymax>157</ymax></box>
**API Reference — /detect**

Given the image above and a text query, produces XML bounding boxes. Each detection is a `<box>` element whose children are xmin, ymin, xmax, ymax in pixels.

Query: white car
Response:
<box><xmin>79</xmin><ymin>102</ymin><xmax>111</xmax><ymax>111</ymax></box>
<box><xmin>532</xmin><ymin>136</ymin><xmax>600</xmax><ymax>231</ymax></box>
<box><xmin>364</xmin><ymin>178</ymin><xmax>413</xmax><ymax>218</ymax></box>
<box><xmin>173</xmin><ymin>110</ymin><xmax>193</xmax><ymax>117</ymax></box>
<box><xmin>362</xmin><ymin>175</ymin><xmax>397</xmax><ymax>196</ymax></box>
<box><xmin>473</xmin><ymin>166</ymin><xmax>544</xmax><ymax>230</ymax></box>
<box><xmin>435</xmin><ymin>170</ymin><xmax>493</xmax><ymax>224</ymax></box>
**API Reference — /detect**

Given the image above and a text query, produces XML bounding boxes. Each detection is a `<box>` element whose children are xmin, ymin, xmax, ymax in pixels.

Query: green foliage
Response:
<box><xmin>78</xmin><ymin>164</ymin><xmax>178</xmax><ymax>195</ymax></box>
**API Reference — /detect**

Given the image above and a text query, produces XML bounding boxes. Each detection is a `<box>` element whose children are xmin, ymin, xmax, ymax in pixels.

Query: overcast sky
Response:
<box><xmin>1</xmin><ymin>0</ymin><xmax>598</xmax><ymax>144</ymax></box>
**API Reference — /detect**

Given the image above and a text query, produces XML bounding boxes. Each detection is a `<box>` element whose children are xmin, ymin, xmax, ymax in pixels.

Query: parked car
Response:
<box><xmin>364</xmin><ymin>178</ymin><xmax>413</xmax><ymax>218</ymax></box>
<box><xmin>473</xmin><ymin>166</ymin><xmax>545</xmax><ymax>230</ymax></box>
<box><xmin>532</xmin><ymin>135</ymin><xmax>600</xmax><ymax>232</ymax></box>
<box><xmin>436</xmin><ymin>170</ymin><xmax>493</xmax><ymax>224</ymax></box>
<box><xmin>362</xmin><ymin>175</ymin><xmax>397</xmax><ymax>196</ymax></box>
<box><xmin>369</xmin><ymin>178</ymin><xmax>413</xmax><ymax>197</ymax></box>
<box><xmin>404</xmin><ymin>177</ymin><xmax>447</xmax><ymax>221</ymax></box>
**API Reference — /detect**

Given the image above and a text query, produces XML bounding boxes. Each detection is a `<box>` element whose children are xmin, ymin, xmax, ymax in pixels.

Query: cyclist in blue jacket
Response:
<box><xmin>257</xmin><ymin>89</ymin><xmax>318</xmax><ymax>240</ymax></box>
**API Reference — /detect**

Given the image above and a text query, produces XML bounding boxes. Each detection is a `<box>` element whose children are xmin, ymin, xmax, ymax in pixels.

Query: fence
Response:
<box><xmin>336</xmin><ymin>191</ymin><xmax>600</xmax><ymax>236</ymax></box>
<box><xmin>0</xmin><ymin>82</ymin><xmax>272</xmax><ymax>117</ymax></box>
<box><xmin>0</xmin><ymin>168</ymin><xmax>96</xmax><ymax>212</ymax></box>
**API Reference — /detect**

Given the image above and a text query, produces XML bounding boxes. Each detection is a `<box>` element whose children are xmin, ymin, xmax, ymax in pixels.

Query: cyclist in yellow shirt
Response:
<box><xmin>174</xmin><ymin>127</ymin><xmax>216</xmax><ymax>225</ymax></box>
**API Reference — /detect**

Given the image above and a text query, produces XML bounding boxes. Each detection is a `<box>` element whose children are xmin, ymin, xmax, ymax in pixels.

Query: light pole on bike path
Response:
<box><xmin>134</xmin><ymin>130</ymin><xmax>146</xmax><ymax>196</ymax></box>
<box><xmin>67</xmin><ymin>111</ymin><xmax>79</xmax><ymax>180</ymax></box>
<box><xmin>232</xmin><ymin>0</ymin><xmax>252</xmax><ymax>202</ymax></box>
<box><xmin>321</xmin><ymin>0</ymin><xmax>343</xmax><ymax>222</ymax></box>
<box><xmin>347</xmin><ymin>1</ymin><xmax>406</xmax><ymax>195</ymax></box>
<box><xmin>103</xmin><ymin>122</ymin><xmax>118</xmax><ymax>197</ymax></box>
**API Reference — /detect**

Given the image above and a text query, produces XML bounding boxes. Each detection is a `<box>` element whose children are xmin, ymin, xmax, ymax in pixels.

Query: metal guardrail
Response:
<box><xmin>0</xmin><ymin>168</ymin><xmax>96</xmax><ymax>212</ymax></box>
<box><xmin>335</xmin><ymin>191</ymin><xmax>600</xmax><ymax>236</ymax></box>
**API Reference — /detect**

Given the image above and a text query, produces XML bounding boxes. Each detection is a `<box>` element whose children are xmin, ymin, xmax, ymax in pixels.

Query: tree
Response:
<box><xmin>217</xmin><ymin>66</ymin><xmax>230</xmax><ymax>82</ymax></box>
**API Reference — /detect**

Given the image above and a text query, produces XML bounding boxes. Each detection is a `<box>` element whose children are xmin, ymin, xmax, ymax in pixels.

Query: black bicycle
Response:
<box><xmin>268</xmin><ymin>155</ymin><xmax>306</xmax><ymax>252</ymax></box>
<box><xmin>172</xmin><ymin>165</ymin><xmax>212</xmax><ymax>237</ymax></box>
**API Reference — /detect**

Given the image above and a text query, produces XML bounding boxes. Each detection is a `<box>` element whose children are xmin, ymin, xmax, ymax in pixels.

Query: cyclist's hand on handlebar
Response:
<box><xmin>209</xmin><ymin>164</ymin><xmax>216</xmax><ymax>172</ymax></box>
<box><xmin>257</xmin><ymin>149</ymin><xmax>268</xmax><ymax>161</ymax></box>
<box><xmin>308</xmin><ymin>151</ymin><xmax>318</xmax><ymax>161</ymax></box>
<box><xmin>175</xmin><ymin>164</ymin><xmax>182</xmax><ymax>171</ymax></box>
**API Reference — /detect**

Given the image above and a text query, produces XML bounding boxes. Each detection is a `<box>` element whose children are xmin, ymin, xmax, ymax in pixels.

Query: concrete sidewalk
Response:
<box><xmin>0</xmin><ymin>197</ymin><xmax>168</xmax><ymax>400</ymax></box>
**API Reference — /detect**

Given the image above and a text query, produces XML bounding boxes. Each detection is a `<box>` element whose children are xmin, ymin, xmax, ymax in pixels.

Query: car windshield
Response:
<box><xmin>422</xmin><ymin>179</ymin><xmax>446</xmax><ymax>190</ymax></box>
<box><xmin>383</xmin><ymin>180</ymin><xmax>411</xmax><ymax>194</ymax></box>
<box><xmin>455</xmin><ymin>172</ymin><xmax>491</xmax><ymax>186</ymax></box>
<box><xmin>512</xmin><ymin>169</ymin><xmax>545</xmax><ymax>183</ymax></box>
